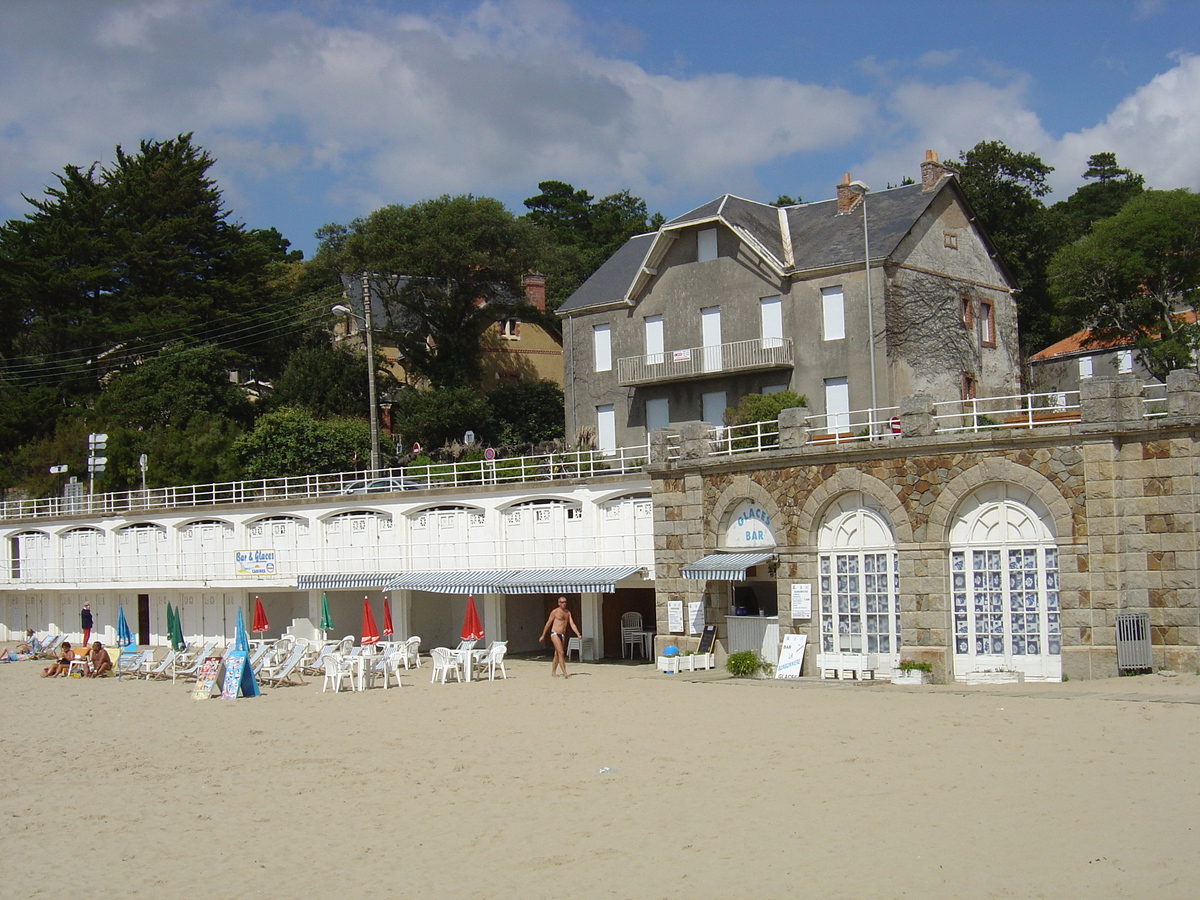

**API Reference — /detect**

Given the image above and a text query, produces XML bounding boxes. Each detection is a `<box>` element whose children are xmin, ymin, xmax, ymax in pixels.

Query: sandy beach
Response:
<box><xmin>2</xmin><ymin>655</ymin><xmax>1198</xmax><ymax>899</ymax></box>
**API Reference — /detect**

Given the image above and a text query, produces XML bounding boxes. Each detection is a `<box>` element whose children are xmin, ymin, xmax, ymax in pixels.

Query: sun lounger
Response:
<box><xmin>259</xmin><ymin>645</ymin><xmax>307</xmax><ymax>686</ymax></box>
<box><xmin>142</xmin><ymin>650</ymin><xmax>179</xmax><ymax>680</ymax></box>
<box><xmin>116</xmin><ymin>649</ymin><xmax>154</xmax><ymax>680</ymax></box>
<box><xmin>174</xmin><ymin>642</ymin><xmax>219</xmax><ymax>682</ymax></box>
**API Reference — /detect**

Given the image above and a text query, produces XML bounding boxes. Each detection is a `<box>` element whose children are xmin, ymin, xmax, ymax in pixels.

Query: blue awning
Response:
<box><xmin>385</xmin><ymin>566</ymin><xmax>647</xmax><ymax>595</ymax></box>
<box><xmin>681</xmin><ymin>551</ymin><xmax>775</xmax><ymax>581</ymax></box>
<box><xmin>296</xmin><ymin>573</ymin><xmax>403</xmax><ymax>590</ymax></box>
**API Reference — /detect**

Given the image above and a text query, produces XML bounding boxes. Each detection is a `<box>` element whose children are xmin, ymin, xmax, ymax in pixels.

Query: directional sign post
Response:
<box><xmin>87</xmin><ymin>433</ymin><xmax>108</xmax><ymax>509</ymax></box>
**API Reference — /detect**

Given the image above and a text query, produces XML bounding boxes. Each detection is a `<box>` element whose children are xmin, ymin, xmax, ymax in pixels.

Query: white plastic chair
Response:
<box><xmin>473</xmin><ymin>641</ymin><xmax>507</xmax><ymax>681</ymax></box>
<box><xmin>370</xmin><ymin>650</ymin><xmax>405</xmax><ymax>689</ymax></box>
<box><xmin>429</xmin><ymin>647</ymin><xmax>462</xmax><ymax>684</ymax></box>
<box><xmin>401</xmin><ymin>635</ymin><xmax>422</xmax><ymax>669</ymax></box>
<box><xmin>621</xmin><ymin>612</ymin><xmax>644</xmax><ymax>659</ymax></box>
<box><xmin>322</xmin><ymin>652</ymin><xmax>349</xmax><ymax>692</ymax></box>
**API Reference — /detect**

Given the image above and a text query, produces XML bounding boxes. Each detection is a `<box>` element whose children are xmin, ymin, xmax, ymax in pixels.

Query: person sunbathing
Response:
<box><xmin>15</xmin><ymin>630</ymin><xmax>41</xmax><ymax>654</ymax></box>
<box><xmin>86</xmin><ymin>642</ymin><xmax>112</xmax><ymax>678</ymax></box>
<box><xmin>42</xmin><ymin>642</ymin><xmax>74</xmax><ymax>677</ymax></box>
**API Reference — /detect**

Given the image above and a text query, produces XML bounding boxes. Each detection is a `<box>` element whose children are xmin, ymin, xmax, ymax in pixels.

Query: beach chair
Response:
<box><xmin>400</xmin><ymin>635</ymin><xmax>422</xmax><ymax>669</ymax></box>
<box><xmin>473</xmin><ymin>641</ymin><xmax>508</xmax><ymax>681</ymax></box>
<box><xmin>36</xmin><ymin>634</ymin><xmax>64</xmax><ymax>660</ymax></box>
<box><xmin>116</xmin><ymin>649</ymin><xmax>153</xmax><ymax>680</ymax></box>
<box><xmin>321</xmin><ymin>653</ymin><xmax>352</xmax><ymax>692</ymax></box>
<box><xmin>366</xmin><ymin>649</ymin><xmax>404</xmax><ymax>690</ymax></box>
<box><xmin>248</xmin><ymin>643</ymin><xmax>272</xmax><ymax>673</ymax></box>
<box><xmin>621</xmin><ymin>612</ymin><xmax>644</xmax><ymax>659</ymax></box>
<box><xmin>173</xmin><ymin>642</ymin><xmax>219</xmax><ymax>682</ymax></box>
<box><xmin>260</xmin><ymin>645</ymin><xmax>307</xmax><ymax>687</ymax></box>
<box><xmin>142</xmin><ymin>650</ymin><xmax>179</xmax><ymax>680</ymax></box>
<box><xmin>300</xmin><ymin>641</ymin><xmax>338</xmax><ymax>676</ymax></box>
<box><xmin>429</xmin><ymin>647</ymin><xmax>463</xmax><ymax>684</ymax></box>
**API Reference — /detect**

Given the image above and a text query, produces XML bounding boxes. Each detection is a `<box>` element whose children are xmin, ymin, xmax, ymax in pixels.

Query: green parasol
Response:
<box><xmin>168</xmin><ymin>602</ymin><xmax>185</xmax><ymax>651</ymax></box>
<box><xmin>319</xmin><ymin>592</ymin><xmax>333</xmax><ymax>638</ymax></box>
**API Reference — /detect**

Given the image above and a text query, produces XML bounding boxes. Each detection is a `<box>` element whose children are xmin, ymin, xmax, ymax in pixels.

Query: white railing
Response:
<box><xmin>802</xmin><ymin>406</ymin><xmax>902</xmax><ymax>445</ymax></box>
<box><xmin>617</xmin><ymin>337</ymin><xmax>793</xmax><ymax>385</ymax></box>
<box><xmin>934</xmin><ymin>392</ymin><xmax>1082</xmax><ymax>433</ymax></box>
<box><xmin>709</xmin><ymin>419</ymin><xmax>781</xmax><ymax>455</ymax></box>
<box><xmin>0</xmin><ymin>442</ymin><xmax>651</xmax><ymax>522</ymax></box>
<box><xmin>1143</xmin><ymin>382</ymin><xmax>1169</xmax><ymax>418</ymax></box>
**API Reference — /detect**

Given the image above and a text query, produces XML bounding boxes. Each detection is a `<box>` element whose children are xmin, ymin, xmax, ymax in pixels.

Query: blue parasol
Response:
<box><xmin>116</xmin><ymin>603</ymin><xmax>135</xmax><ymax>650</ymax></box>
<box><xmin>233</xmin><ymin>606</ymin><xmax>250</xmax><ymax>653</ymax></box>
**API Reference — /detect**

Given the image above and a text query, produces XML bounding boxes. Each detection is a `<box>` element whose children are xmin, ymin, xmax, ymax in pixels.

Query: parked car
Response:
<box><xmin>340</xmin><ymin>476</ymin><xmax>427</xmax><ymax>494</ymax></box>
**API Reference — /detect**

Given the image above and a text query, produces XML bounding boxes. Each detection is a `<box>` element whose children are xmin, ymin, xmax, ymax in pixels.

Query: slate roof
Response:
<box><xmin>559</xmin><ymin>178</ymin><xmax>980</xmax><ymax>315</ymax></box>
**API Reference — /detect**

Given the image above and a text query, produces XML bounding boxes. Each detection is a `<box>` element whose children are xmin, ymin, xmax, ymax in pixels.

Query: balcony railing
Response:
<box><xmin>933</xmin><ymin>391</ymin><xmax>1082</xmax><ymax>433</ymax></box>
<box><xmin>617</xmin><ymin>337</ymin><xmax>793</xmax><ymax>386</ymax></box>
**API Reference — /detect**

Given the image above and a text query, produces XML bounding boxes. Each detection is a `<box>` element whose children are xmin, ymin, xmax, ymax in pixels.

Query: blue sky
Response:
<box><xmin>2</xmin><ymin>0</ymin><xmax>1198</xmax><ymax>258</ymax></box>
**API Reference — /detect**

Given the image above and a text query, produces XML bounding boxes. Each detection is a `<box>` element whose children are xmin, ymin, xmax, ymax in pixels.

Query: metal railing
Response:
<box><xmin>617</xmin><ymin>337</ymin><xmax>793</xmax><ymax>386</ymax></box>
<box><xmin>1143</xmin><ymin>382</ymin><xmax>1168</xmax><ymax>418</ymax></box>
<box><xmin>934</xmin><ymin>391</ymin><xmax>1082</xmax><ymax>433</ymax></box>
<box><xmin>0</xmin><ymin>442</ymin><xmax>652</xmax><ymax>522</ymax></box>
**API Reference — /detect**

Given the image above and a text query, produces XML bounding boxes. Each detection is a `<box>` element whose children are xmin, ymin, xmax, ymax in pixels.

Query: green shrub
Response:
<box><xmin>898</xmin><ymin>658</ymin><xmax>933</xmax><ymax>672</ymax></box>
<box><xmin>725</xmin><ymin>650</ymin><xmax>767</xmax><ymax>678</ymax></box>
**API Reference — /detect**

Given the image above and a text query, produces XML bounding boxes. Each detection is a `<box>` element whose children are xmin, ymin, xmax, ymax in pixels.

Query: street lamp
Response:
<box><xmin>847</xmin><ymin>181</ymin><xmax>878</xmax><ymax>424</ymax></box>
<box><xmin>332</xmin><ymin>272</ymin><xmax>380</xmax><ymax>474</ymax></box>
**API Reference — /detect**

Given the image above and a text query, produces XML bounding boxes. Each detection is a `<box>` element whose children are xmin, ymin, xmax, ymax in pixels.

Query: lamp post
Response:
<box><xmin>332</xmin><ymin>272</ymin><xmax>380</xmax><ymax>474</ymax></box>
<box><xmin>847</xmin><ymin>181</ymin><xmax>878</xmax><ymax>426</ymax></box>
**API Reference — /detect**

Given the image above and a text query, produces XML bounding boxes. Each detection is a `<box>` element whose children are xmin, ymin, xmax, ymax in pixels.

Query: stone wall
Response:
<box><xmin>648</xmin><ymin>373</ymin><xmax>1200</xmax><ymax>680</ymax></box>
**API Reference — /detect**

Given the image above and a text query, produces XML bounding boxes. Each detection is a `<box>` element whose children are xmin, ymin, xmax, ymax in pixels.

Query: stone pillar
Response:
<box><xmin>778</xmin><ymin>406</ymin><xmax>810</xmax><ymax>450</ymax></box>
<box><xmin>1080</xmin><ymin>374</ymin><xmax>1144</xmax><ymax>423</ymax></box>
<box><xmin>898</xmin><ymin>393</ymin><xmax>936</xmax><ymax>437</ymax></box>
<box><xmin>1166</xmin><ymin>368</ymin><xmax>1200</xmax><ymax>417</ymax></box>
<box><xmin>677</xmin><ymin>421</ymin><xmax>718</xmax><ymax>460</ymax></box>
<box><xmin>649</xmin><ymin>427</ymin><xmax>674</xmax><ymax>465</ymax></box>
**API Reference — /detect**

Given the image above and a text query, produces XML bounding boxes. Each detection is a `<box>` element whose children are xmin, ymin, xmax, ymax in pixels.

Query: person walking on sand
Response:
<box><xmin>80</xmin><ymin>603</ymin><xmax>93</xmax><ymax>646</ymax></box>
<box><xmin>539</xmin><ymin>596</ymin><xmax>581</xmax><ymax>678</ymax></box>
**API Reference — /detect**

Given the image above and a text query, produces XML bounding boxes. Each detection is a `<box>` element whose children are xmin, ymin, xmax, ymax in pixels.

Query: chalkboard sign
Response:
<box><xmin>191</xmin><ymin>657</ymin><xmax>223</xmax><ymax>700</ymax></box>
<box><xmin>697</xmin><ymin>624</ymin><xmax>717</xmax><ymax>655</ymax></box>
<box><xmin>221</xmin><ymin>655</ymin><xmax>246</xmax><ymax>699</ymax></box>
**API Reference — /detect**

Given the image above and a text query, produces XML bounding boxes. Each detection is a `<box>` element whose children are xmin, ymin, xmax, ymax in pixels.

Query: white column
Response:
<box><xmin>393</xmin><ymin>592</ymin><xmax>412</xmax><ymax>640</ymax></box>
<box><xmin>580</xmin><ymin>592</ymin><xmax>603</xmax><ymax>660</ymax></box>
<box><xmin>482</xmin><ymin>593</ymin><xmax>506</xmax><ymax>643</ymax></box>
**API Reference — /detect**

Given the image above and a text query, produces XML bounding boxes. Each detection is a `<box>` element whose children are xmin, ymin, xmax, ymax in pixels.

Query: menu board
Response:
<box><xmin>221</xmin><ymin>655</ymin><xmax>246</xmax><ymax>699</ymax></box>
<box><xmin>775</xmin><ymin>634</ymin><xmax>808</xmax><ymax>679</ymax></box>
<box><xmin>666</xmin><ymin>600</ymin><xmax>684</xmax><ymax>633</ymax></box>
<box><xmin>191</xmin><ymin>657</ymin><xmax>223</xmax><ymax>700</ymax></box>
<box><xmin>687</xmin><ymin>601</ymin><xmax>704</xmax><ymax>635</ymax></box>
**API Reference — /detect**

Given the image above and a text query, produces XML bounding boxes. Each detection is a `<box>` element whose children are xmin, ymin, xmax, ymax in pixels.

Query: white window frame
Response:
<box><xmin>760</xmin><ymin>295</ymin><xmax>783</xmax><ymax>349</ymax></box>
<box><xmin>1117</xmin><ymin>348</ymin><xmax>1133</xmax><ymax>375</ymax></box>
<box><xmin>1078</xmin><ymin>355</ymin><xmax>1093</xmax><ymax>379</ymax></box>
<box><xmin>824</xmin><ymin>377</ymin><xmax>850</xmax><ymax>431</ymax></box>
<box><xmin>592</xmin><ymin>323</ymin><xmax>611</xmax><ymax>373</ymax></box>
<box><xmin>697</xmin><ymin>228</ymin><xmax>718</xmax><ymax>262</ymax></box>
<box><xmin>644</xmin><ymin>315</ymin><xmax>664</xmax><ymax>365</ymax></box>
<box><xmin>596</xmin><ymin>404</ymin><xmax>616</xmax><ymax>455</ymax></box>
<box><xmin>821</xmin><ymin>286</ymin><xmax>845</xmax><ymax>341</ymax></box>
<box><xmin>645</xmin><ymin>397</ymin><xmax>669</xmax><ymax>432</ymax></box>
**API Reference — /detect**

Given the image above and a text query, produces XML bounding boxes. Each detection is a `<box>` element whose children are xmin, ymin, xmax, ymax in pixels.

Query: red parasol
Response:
<box><xmin>461</xmin><ymin>595</ymin><xmax>484</xmax><ymax>641</ymax></box>
<box><xmin>252</xmin><ymin>596</ymin><xmax>269</xmax><ymax>635</ymax></box>
<box><xmin>361</xmin><ymin>597</ymin><xmax>380</xmax><ymax>646</ymax></box>
<box><xmin>382</xmin><ymin>596</ymin><xmax>394</xmax><ymax>637</ymax></box>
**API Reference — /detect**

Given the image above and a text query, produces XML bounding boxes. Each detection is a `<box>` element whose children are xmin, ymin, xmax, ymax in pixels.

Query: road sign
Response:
<box><xmin>890</xmin><ymin>416</ymin><xmax>902</xmax><ymax>435</ymax></box>
<box><xmin>412</xmin><ymin>442</ymin><xmax>421</xmax><ymax>454</ymax></box>
<box><xmin>88</xmin><ymin>432</ymin><xmax>108</xmax><ymax>450</ymax></box>
<box><xmin>483</xmin><ymin>447</ymin><xmax>496</xmax><ymax>461</ymax></box>
<box><xmin>49</xmin><ymin>464</ymin><xmax>68</xmax><ymax>474</ymax></box>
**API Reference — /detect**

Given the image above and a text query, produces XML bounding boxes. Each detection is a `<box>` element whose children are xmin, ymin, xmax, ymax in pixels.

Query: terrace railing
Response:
<box><xmin>617</xmin><ymin>337</ymin><xmax>793</xmax><ymax>386</ymax></box>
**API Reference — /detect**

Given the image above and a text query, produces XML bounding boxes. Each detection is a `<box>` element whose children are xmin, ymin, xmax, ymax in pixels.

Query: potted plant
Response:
<box><xmin>725</xmin><ymin>650</ymin><xmax>772</xmax><ymax>678</ymax></box>
<box><xmin>892</xmin><ymin>658</ymin><xmax>933</xmax><ymax>685</ymax></box>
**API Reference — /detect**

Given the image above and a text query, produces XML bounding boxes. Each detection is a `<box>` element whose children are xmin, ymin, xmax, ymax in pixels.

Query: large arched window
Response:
<box><xmin>115</xmin><ymin>524</ymin><xmax>168</xmax><ymax>581</ymax></box>
<box><xmin>817</xmin><ymin>492</ymin><xmax>901</xmax><ymax>670</ymax></box>
<box><xmin>502</xmin><ymin>499</ymin><xmax>583</xmax><ymax>567</ymax></box>
<box><xmin>61</xmin><ymin>527</ymin><xmax>107</xmax><ymax>582</ymax></box>
<box><xmin>322</xmin><ymin>511</ymin><xmax>394</xmax><ymax>571</ymax></box>
<box><xmin>407</xmin><ymin>506</ymin><xmax>486</xmax><ymax>569</ymax></box>
<box><xmin>948</xmin><ymin>483</ymin><xmax>1061</xmax><ymax>681</ymax></box>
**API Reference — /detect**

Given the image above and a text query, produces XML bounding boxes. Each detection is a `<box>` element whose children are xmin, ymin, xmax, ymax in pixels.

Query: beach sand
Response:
<box><xmin>2</xmin><ymin>655</ymin><xmax>1198</xmax><ymax>899</ymax></box>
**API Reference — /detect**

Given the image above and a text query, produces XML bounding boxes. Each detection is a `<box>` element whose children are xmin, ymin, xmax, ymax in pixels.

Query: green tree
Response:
<box><xmin>233</xmin><ymin>407</ymin><xmax>374</xmax><ymax>479</ymax></box>
<box><xmin>327</xmin><ymin>195</ymin><xmax>538</xmax><ymax>388</ymax></box>
<box><xmin>1049</xmin><ymin>152</ymin><xmax>1145</xmax><ymax>244</ymax></box>
<box><xmin>486</xmin><ymin>381</ymin><xmax>565</xmax><ymax>445</ymax></box>
<box><xmin>955</xmin><ymin>140</ymin><xmax>1058</xmax><ymax>354</ymax></box>
<box><xmin>270</xmin><ymin>344</ymin><xmax>397</xmax><ymax>419</ymax></box>
<box><xmin>1049</xmin><ymin>189</ymin><xmax>1200</xmax><ymax>381</ymax></box>
<box><xmin>390</xmin><ymin>385</ymin><xmax>494</xmax><ymax>451</ymax></box>
<box><xmin>725</xmin><ymin>391</ymin><xmax>808</xmax><ymax>427</ymax></box>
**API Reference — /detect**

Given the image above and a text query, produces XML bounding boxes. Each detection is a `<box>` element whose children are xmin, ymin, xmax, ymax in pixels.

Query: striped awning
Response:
<box><xmin>384</xmin><ymin>566</ymin><xmax>647</xmax><ymax>595</ymax></box>
<box><xmin>296</xmin><ymin>573</ymin><xmax>403</xmax><ymax>590</ymax></box>
<box><xmin>681</xmin><ymin>551</ymin><xmax>775</xmax><ymax>581</ymax></box>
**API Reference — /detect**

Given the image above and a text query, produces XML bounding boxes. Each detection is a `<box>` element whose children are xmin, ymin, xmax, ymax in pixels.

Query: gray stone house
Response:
<box><xmin>558</xmin><ymin>151</ymin><xmax>1021</xmax><ymax>450</ymax></box>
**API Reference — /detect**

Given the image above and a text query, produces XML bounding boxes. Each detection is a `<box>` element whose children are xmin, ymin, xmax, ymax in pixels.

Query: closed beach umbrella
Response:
<box><xmin>320</xmin><ymin>592</ymin><xmax>333</xmax><ymax>638</ymax></box>
<box><xmin>361</xmin><ymin>597</ymin><xmax>380</xmax><ymax>646</ymax></box>
<box><xmin>234</xmin><ymin>606</ymin><xmax>251</xmax><ymax>653</ymax></box>
<box><xmin>165</xmin><ymin>602</ymin><xmax>176</xmax><ymax>646</ymax></box>
<box><xmin>252</xmin><ymin>595</ymin><xmax>269</xmax><ymax>635</ymax></box>
<box><xmin>382</xmin><ymin>596</ymin><xmax>394</xmax><ymax>638</ymax></box>
<box><xmin>169</xmin><ymin>603</ymin><xmax>185</xmax><ymax>651</ymax></box>
<box><xmin>116</xmin><ymin>603</ymin><xmax>134</xmax><ymax>649</ymax></box>
<box><xmin>461</xmin><ymin>595</ymin><xmax>484</xmax><ymax>642</ymax></box>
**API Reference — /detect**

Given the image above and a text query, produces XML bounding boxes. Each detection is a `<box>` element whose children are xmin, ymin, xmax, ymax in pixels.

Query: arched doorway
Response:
<box><xmin>817</xmin><ymin>492</ymin><xmax>901</xmax><ymax>676</ymax></box>
<box><xmin>948</xmin><ymin>483</ymin><xmax>1062</xmax><ymax>681</ymax></box>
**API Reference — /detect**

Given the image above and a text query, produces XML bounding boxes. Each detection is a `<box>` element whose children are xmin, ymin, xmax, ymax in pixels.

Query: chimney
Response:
<box><xmin>836</xmin><ymin>173</ymin><xmax>862</xmax><ymax>214</ymax></box>
<box><xmin>523</xmin><ymin>272</ymin><xmax>546</xmax><ymax>312</ymax></box>
<box><xmin>921</xmin><ymin>149</ymin><xmax>952</xmax><ymax>191</ymax></box>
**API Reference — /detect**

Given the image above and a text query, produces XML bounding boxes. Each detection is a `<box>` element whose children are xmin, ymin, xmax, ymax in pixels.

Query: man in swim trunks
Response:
<box><xmin>539</xmin><ymin>596</ymin><xmax>581</xmax><ymax>678</ymax></box>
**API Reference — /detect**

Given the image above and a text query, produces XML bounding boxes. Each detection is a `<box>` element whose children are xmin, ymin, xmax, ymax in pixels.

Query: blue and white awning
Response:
<box><xmin>681</xmin><ymin>551</ymin><xmax>775</xmax><ymax>581</ymax></box>
<box><xmin>386</xmin><ymin>566</ymin><xmax>647</xmax><ymax>595</ymax></box>
<box><xmin>296</xmin><ymin>573</ymin><xmax>403</xmax><ymax>590</ymax></box>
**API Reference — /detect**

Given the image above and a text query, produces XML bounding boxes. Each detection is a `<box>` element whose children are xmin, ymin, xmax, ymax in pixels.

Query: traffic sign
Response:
<box><xmin>483</xmin><ymin>447</ymin><xmax>496</xmax><ymax>461</ymax></box>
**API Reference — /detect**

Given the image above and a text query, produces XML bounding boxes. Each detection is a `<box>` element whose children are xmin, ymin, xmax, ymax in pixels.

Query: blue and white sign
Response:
<box><xmin>724</xmin><ymin>500</ymin><xmax>777</xmax><ymax>549</ymax></box>
<box><xmin>775</xmin><ymin>633</ymin><xmax>808</xmax><ymax>679</ymax></box>
<box><xmin>234</xmin><ymin>549</ymin><xmax>276</xmax><ymax>576</ymax></box>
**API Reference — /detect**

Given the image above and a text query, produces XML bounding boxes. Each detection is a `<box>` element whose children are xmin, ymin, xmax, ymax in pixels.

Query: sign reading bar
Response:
<box><xmin>235</xmin><ymin>549</ymin><xmax>276</xmax><ymax>576</ymax></box>
<box><xmin>775</xmin><ymin>633</ymin><xmax>808</xmax><ymax>679</ymax></box>
<box><xmin>790</xmin><ymin>583</ymin><xmax>812</xmax><ymax>620</ymax></box>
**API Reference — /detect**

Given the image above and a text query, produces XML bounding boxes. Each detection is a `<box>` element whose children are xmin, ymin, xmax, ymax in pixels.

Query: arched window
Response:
<box><xmin>948</xmin><ymin>484</ymin><xmax>1061</xmax><ymax>681</ymax></box>
<box><xmin>115</xmin><ymin>524</ymin><xmax>167</xmax><ymax>581</ymax></box>
<box><xmin>407</xmin><ymin>506</ymin><xmax>485</xmax><ymax>570</ymax></box>
<box><xmin>61</xmin><ymin>527</ymin><xmax>106</xmax><ymax>582</ymax></box>
<box><xmin>817</xmin><ymin>492</ymin><xmax>901</xmax><ymax>669</ymax></box>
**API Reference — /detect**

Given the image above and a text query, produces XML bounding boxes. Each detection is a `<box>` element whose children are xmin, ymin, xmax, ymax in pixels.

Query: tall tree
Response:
<box><xmin>1049</xmin><ymin>189</ymin><xmax>1200</xmax><ymax>381</ymax></box>
<box><xmin>954</xmin><ymin>140</ymin><xmax>1058</xmax><ymax>354</ymax></box>
<box><xmin>327</xmin><ymin>195</ymin><xmax>538</xmax><ymax>388</ymax></box>
<box><xmin>1049</xmin><ymin>152</ymin><xmax>1146</xmax><ymax>244</ymax></box>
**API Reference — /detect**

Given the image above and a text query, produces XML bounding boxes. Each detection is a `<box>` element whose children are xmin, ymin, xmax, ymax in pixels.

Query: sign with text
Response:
<box><xmin>667</xmin><ymin>600</ymin><xmax>684</xmax><ymax>634</ymax></box>
<box><xmin>687</xmin><ymin>601</ymin><xmax>704</xmax><ymax>635</ymax></box>
<box><xmin>790</xmin><ymin>583</ymin><xmax>812</xmax><ymax>620</ymax></box>
<box><xmin>221</xmin><ymin>655</ymin><xmax>246</xmax><ymax>699</ymax></box>
<box><xmin>192</xmin><ymin>657</ymin><xmax>223</xmax><ymax>700</ymax></box>
<box><xmin>775</xmin><ymin>634</ymin><xmax>808</xmax><ymax>679</ymax></box>
<box><xmin>235</xmin><ymin>549</ymin><xmax>276</xmax><ymax>576</ymax></box>
<box><xmin>724</xmin><ymin>500</ymin><xmax>777</xmax><ymax>549</ymax></box>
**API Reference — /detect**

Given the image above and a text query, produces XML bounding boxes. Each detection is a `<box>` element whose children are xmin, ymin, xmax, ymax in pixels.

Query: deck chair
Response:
<box><xmin>473</xmin><ymin>641</ymin><xmax>508</xmax><ymax>681</ymax></box>
<box><xmin>173</xmin><ymin>642</ymin><xmax>219</xmax><ymax>682</ymax></box>
<box><xmin>36</xmin><ymin>634</ymin><xmax>64</xmax><ymax>660</ymax></box>
<box><xmin>300</xmin><ymin>641</ymin><xmax>337</xmax><ymax>676</ymax></box>
<box><xmin>260</xmin><ymin>645</ymin><xmax>307</xmax><ymax>686</ymax></box>
<box><xmin>142</xmin><ymin>650</ymin><xmax>179</xmax><ymax>680</ymax></box>
<box><xmin>429</xmin><ymin>647</ymin><xmax>463</xmax><ymax>684</ymax></box>
<box><xmin>248</xmin><ymin>643</ymin><xmax>273</xmax><ymax>673</ymax></box>
<box><xmin>116</xmin><ymin>649</ymin><xmax>153</xmax><ymax>680</ymax></box>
